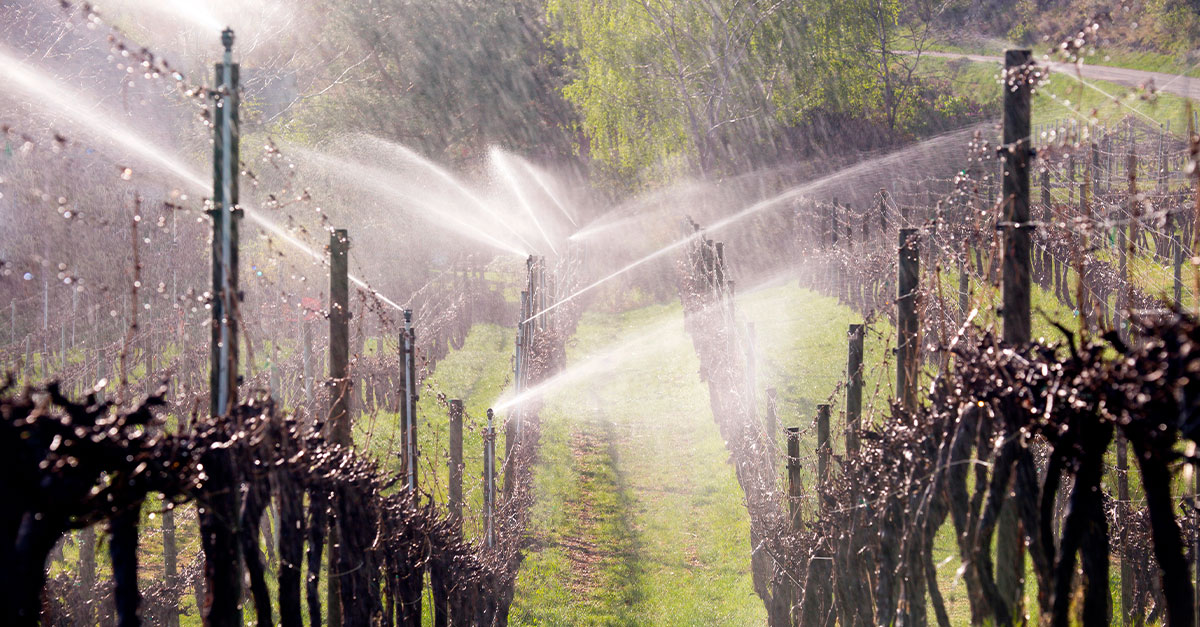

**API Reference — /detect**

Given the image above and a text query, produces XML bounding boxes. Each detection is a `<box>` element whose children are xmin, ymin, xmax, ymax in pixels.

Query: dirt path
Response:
<box><xmin>559</xmin><ymin>426</ymin><xmax>607</xmax><ymax>595</ymax></box>
<box><xmin>922</xmin><ymin>50</ymin><xmax>1200</xmax><ymax>99</ymax></box>
<box><xmin>556</xmin><ymin>410</ymin><xmax>643</xmax><ymax>607</ymax></box>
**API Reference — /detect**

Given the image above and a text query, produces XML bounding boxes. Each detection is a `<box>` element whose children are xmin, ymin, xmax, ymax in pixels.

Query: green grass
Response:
<box><xmin>925</xmin><ymin>33</ymin><xmax>1200</xmax><ymax>78</ymax></box>
<box><xmin>924</xmin><ymin>49</ymin><xmax>1199</xmax><ymax>131</ymax></box>
<box><xmin>511</xmin><ymin>302</ymin><xmax>765</xmax><ymax>625</ymax></box>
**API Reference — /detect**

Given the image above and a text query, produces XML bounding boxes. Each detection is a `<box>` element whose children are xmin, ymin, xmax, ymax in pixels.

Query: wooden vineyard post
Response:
<box><xmin>1160</xmin><ymin>124</ymin><xmax>1170</xmax><ymax>260</ymax></box>
<box><xmin>327</xmin><ymin>227</ymin><xmax>350</xmax><ymax>627</ymax></box>
<box><xmin>1040</xmin><ymin>161</ymin><xmax>1052</xmax><ymax>290</ymax></box>
<box><xmin>958</xmin><ymin>241</ymin><xmax>970</xmax><ymax>321</ymax></box>
<box><xmin>808</xmin><ymin>404</ymin><xmax>833</xmax><ymax>627</ymax></box>
<box><xmin>846</xmin><ymin>324</ymin><xmax>863</xmax><ymax>455</ymax></box>
<box><xmin>163</xmin><ymin>501</ymin><xmax>179</xmax><ymax>627</ymax></box>
<box><xmin>1118</xmin><ymin>435</ymin><xmax>1132</xmax><ymax>623</ymax></box>
<box><xmin>997</xmin><ymin>48</ymin><xmax>1033</xmax><ymax>619</ymax></box>
<box><xmin>816</xmin><ymin>404</ymin><xmax>831</xmax><ymax>493</ymax></box>
<box><xmin>1176</xmin><ymin>236</ymin><xmax>1185</xmax><ymax>309</ymax></box>
<box><xmin>765</xmin><ymin>388</ymin><xmax>778</xmax><ymax>449</ymax></box>
<box><xmin>79</xmin><ymin>526</ymin><xmax>96</xmax><ymax>625</ymax></box>
<box><xmin>1130</xmin><ymin>142</ymin><xmax>1142</xmax><ymax>255</ymax></box>
<box><xmin>830</xmin><ymin>199</ymin><xmax>839</xmax><ymax>249</ymax></box>
<box><xmin>302</xmin><ymin>318</ymin><xmax>314</xmax><ymax>413</ymax></box>
<box><xmin>897</xmin><ymin>227</ymin><xmax>919</xmax><ymax>412</ymax></box>
<box><xmin>1118</xmin><ymin>131</ymin><xmax>1138</xmax><ymax>620</ymax></box>
<box><xmin>449</xmin><ymin>399</ymin><xmax>464</xmax><ymax>526</ymax></box>
<box><xmin>329</xmin><ymin>228</ymin><xmax>351</xmax><ymax>445</ymax></box>
<box><xmin>1119</xmin><ymin>221</ymin><xmax>1129</xmax><ymax>339</ymax></box>
<box><xmin>785</xmin><ymin>427</ymin><xmax>802</xmax><ymax>531</ymax></box>
<box><xmin>745</xmin><ymin>322</ymin><xmax>757</xmax><ymax>417</ymax></box>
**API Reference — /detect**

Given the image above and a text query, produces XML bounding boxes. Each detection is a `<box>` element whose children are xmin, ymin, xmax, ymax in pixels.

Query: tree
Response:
<box><xmin>548</xmin><ymin>0</ymin><xmax>927</xmax><ymax>184</ymax></box>
<box><xmin>300</xmin><ymin>0</ymin><xmax>578</xmax><ymax>164</ymax></box>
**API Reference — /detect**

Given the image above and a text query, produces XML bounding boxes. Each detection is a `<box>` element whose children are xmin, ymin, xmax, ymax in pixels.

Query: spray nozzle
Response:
<box><xmin>221</xmin><ymin>28</ymin><xmax>235</xmax><ymax>52</ymax></box>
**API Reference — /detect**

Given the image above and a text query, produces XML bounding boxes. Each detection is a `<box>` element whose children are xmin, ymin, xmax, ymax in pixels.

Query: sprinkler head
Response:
<box><xmin>221</xmin><ymin>28</ymin><xmax>235</xmax><ymax>52</ymax></box>
<box><xmin>403</xmin><ymin>308</ymin><xmax>412</xmax><ymax>323</ymax></box>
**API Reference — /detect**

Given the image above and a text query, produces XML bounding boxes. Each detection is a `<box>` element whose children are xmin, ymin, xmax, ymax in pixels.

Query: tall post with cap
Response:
<box><xmin>997</xmin><ymin>48</ymin><xmax>1034</xmax><ymax>619</ymax></box>
<box><xmin>201</xmin><ymin>28</ymin><xmax>245</xmax><ymax>627</ymax></box>
<box><xmin>401</xmin><ymin>308</ymin><xmax>418</xmax><ymax>493</ymax></box>
<box><xmin>484</xmin><ymin>409</ymin><xmax>496</xmax><ymax>548</ymax></box>
<box><xmin>209</xmin><ymin>27</ymin><xmax>242</xmax><ymax>419</ymax></box>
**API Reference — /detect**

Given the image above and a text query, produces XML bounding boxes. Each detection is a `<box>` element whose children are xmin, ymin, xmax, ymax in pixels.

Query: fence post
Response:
<box><xmin>1118</xmin><ymin>433</ymin><xmax>1132</xmax><ymax>623</ymax></box>
<box><xmin>485</xmin><ymin>409</ymin><xmax>496</xmax><ymax>548</ymax></box>
<box><xmin>1129</xmin><ymin>146</ymin><xmax>1142</xmax><ymax>255</ymax></box>
<box><xmin>897</xmin><ymin>228</ymin><xmax>919</xmax><ymax>412</ymax></box>
<box><xmin>765</xmin><ymin>388</ymin><xmax>778</xmax><ymax>447</ymax></box>
<box><xmin>510</xmin><ymin>289</ymin><xmax>528</xmax><ymax>462</ymax></box>
<box><xmin>786</xmin><ymin>427</ymin><xmax>802</xmax><ymax>530</ymax></box>
<box><xmin>78</xmin><ymin>526</ymin><xmax>95</xmax><ymax>624</ymax></box>
<box><xmin>745</xmin><ymin>322</ymin><xmax>757</xmax><ymax>417</ymax></box>
<box><xmin>302</xmin><ymin>318</ymin><xmax>314</xmax><ymax>412</ymax></box>
<box><xmin>1176</xmin><ymin>236</ymin><xmax>1184</xmax><ymax>309</ymax></box>
<box><xmin>846</xmin><ymin>324</ymin><xmax>863</xmax><ymax>455</ymax></box>
<box><xmin>997</xmin><ymin>48</ymin><xmax>1033</xmax><ymax>619</ymax></box>
<box><xmin>816</xmin><ymin>404</ymin><xmax>831</xmax><ymax>490</ymax></box>
<box><xmin>448</xmin><ymin>399</ymin><xmax>464</xmax><ymax>526</ymax></box>
<box><xmin>830</xmin><ymin>199</ymin><xmax>839</xmax><ymax>249</ymax></box>
<box><xmin>197</xmin><ymin>30</ymin><xmax>245</xmax><ymax>626</ymax></box>
<box><xmin>163</xmin><ymin>503</ymin><xmax>179</xmax><ymax>627</ymax></box>
<box><xmin>401</xmin><ymin>308</ymin><xmax>418</xmax><ymax>493</ymax></box>
<box><xmin>329</xmin><ymin>229</ymin><xmax>351</xmax><ymax>445</ymax></box>
<box><xmin>958</xmin><ymin>241</ymin><xmax>970</xmax><ymax>321</ymax></box>
<box><xmin>327</xmin><ymin>227</ymin><xmax>350</xmax><ymax>627</ymax></box>
<box><xmin>209</xmin><ymin>35</ymin><xmax>242</xmax><ymax>420</ymax></box>
<box><xmin>814</xmin><ymin>404</ymin><xmax>833</xmax><ymax>626</ymax></box>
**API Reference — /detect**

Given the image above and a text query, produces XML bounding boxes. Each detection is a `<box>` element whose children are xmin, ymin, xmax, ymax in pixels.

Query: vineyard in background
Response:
<box><xmin>7</xmin><ymin>3</ymin><xmax>1200</xmax><ymax>625</ymax></box>
<box><xmin>672</xmin><ymin>54</ymin><xmax>1200</xmax><ymax>624</ymax></box>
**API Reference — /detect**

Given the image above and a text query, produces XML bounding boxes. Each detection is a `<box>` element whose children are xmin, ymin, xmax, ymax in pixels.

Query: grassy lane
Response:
<box><xmin>511</xmin><ymin>303</ymin><xmax>764</xmax><ymax>626</ymax></box>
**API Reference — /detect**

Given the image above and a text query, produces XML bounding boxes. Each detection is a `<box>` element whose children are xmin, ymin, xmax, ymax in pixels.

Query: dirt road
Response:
<box><xmin>924</xmin><ymin>50</ymin><xmax>1200</xmax><ymax>100</ymax></box>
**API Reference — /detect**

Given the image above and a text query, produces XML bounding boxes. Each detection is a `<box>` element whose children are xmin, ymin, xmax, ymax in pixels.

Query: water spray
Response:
<box><xmin>491</xmin><ymin>147</ymin><xmax>559</xmax><ymax>255</ymax></box>
<box><xmin>527</xmin><ymin>126</ymin><xmax>984</xmax><ymax>325</ymax></box>
<box><xmin>0</xmin><ymin>44</ymin><xmax>411</xmax><ymax>315</ymax></box>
